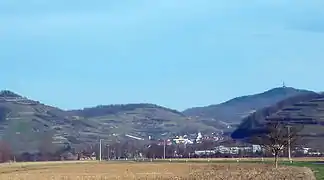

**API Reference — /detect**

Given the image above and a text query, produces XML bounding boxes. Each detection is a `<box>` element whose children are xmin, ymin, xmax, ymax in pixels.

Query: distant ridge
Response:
<box><xmin>183</xmin><ymin>87</ymin><xmax>314</xmax><ymax>123</ymax></box>
<box><xmin>0</xmin><ymin>87</ymin><xmax>321</xmax><ymax>153</ymax></box>
<box><xmin>67</xmin><ymin>103</ymin><xmax>185</xmax><ymax>118</ymax></box>
<box><xmin>231</xmin><ymin>91</ymin><xmax>324</xmax><ymax>149</ymax></box>
<box><xmin>0</xmin><ymin>90</ymin><xmax>22</xmax><ymax>98</ymax></box>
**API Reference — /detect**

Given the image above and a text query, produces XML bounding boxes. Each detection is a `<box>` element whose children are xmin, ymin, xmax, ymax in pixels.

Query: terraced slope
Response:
<box><xmin>0</xmin><ymin>91</ymin><xmax>216</xmax><ymax>153</ymax></box>
<box><xmin>68</xmin><ymin>104</ymin><xmax>217</xmax><ymax>140</ymax></box>
<box><xmin>231</xmin><ymin>92</ymin><xmax>324</xmax><ymax>149</ymax></box>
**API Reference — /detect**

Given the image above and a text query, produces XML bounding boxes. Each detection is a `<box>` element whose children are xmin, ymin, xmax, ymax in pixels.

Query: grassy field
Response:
<box><xmin>284</xmin><ymin>161</ymin><xmax>324</xmax><ymax>180</ymax></box>
<box><xmin>153</xmin><ymin>158</ymin><xmax>324</xmax><ymax>179</ymax></box>
<box><xmin>0</xmin><ymin>160</ymin><xmax>318</xmax><ymax>180</ymax></box>
<box><xmin>153</xmin><ymin>157</ymin><xmax>324</xmax><ymax>162</ymax></box>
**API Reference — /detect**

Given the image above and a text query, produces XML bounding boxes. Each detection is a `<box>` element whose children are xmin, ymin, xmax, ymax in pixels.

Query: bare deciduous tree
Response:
<box><xmin>0</xmin><ymin>141</ymin><xmax>12</xmax><ymax>162</ymax></box>
<box><xmin>250</xmin><ymin>120</ymin><xmax>303</xmax><ymax>168</ymax></box>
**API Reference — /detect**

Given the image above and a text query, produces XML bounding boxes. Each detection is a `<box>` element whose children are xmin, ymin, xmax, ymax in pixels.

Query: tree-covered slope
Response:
<box><xmin>231</xmin><ymin>92</ymin><xmax>324</xmax><ymax>149</ymax></box>
<box><xmin>183</xmin><ymin>87</ymin><xmax>313</xmax><ymax>123</ymax></box>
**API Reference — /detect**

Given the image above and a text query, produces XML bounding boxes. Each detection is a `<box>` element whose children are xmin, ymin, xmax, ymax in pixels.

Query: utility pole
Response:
<box><xmin>283</xmin><ymin>84</ymin><xmax>292</xmax><ymax>163</ymax></box>
<box><xmin>163</xmin><ymin>139</ymin><xmax>166</xmax><ymax>159</ymax></box>
<box><xmin>99</xmin><ymin>139</ymin><xmax>102</xmax><ymax>162</ymax></box>
<box><xmin>107</xmin><ymin>145</ymin><xmax>110</xmax><ymax>160</ymax></box>
<box><xmin>287</xmin><ymin>125</ymin><xmax>292</xmax><ymax>163</ymax></box>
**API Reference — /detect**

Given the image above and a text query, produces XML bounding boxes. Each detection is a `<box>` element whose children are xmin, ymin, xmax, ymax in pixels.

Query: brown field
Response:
<box><xmin>0</xmin><ymin>161</ymin><xmax>316</xmax><ymax>180</ymax></box>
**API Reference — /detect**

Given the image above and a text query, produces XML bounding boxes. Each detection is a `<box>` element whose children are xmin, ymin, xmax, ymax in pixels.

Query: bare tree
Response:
<box><xmin>82</xmin><ymin>143</ymin><xmax>96</xmax><ymax>159</ymax></box>
<box><xmin>250</xmin><ymin>120</ymin><xmax>302</xmax><ymax>168</ymax></box>
<box><xmin>0</xmin><ymin>141</ymin><xmax>12</xmax><ymax>163</ymax></box>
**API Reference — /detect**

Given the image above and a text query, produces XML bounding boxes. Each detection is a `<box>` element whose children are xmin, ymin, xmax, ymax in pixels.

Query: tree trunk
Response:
<box><xmin>274</xmin><ymin>152</ymin><xmax>279</xmax><ymax>168</ymax></box>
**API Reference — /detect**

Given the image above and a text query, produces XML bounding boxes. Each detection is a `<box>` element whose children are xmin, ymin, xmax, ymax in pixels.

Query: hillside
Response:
<box><xmin>183</xmin><ymin>87</ymin><xmax>313</xmax><ymax>123</ymax></box>
<box><xmin>231</xmin><ymin>91</ymin><xmax>324</xmax><ymax>149</ymax></box>
<box><xmin>67</xmin><ymin>103</ymin><xmax>217</xmax><ymax>139</ymax></box>
<box><xmin>0</xmin><ymin>90</ymin><xmax>80</xmax><ymax>154</ymax></box>
<box><xmin>0</xmin><ymin>87</ymin><xmax>320</xmax><ymax>154</ymax></box>
<box><xmin>0</xmin><ymin>91</ymin><xmax>216</xmax><ymax>154</ymax></box>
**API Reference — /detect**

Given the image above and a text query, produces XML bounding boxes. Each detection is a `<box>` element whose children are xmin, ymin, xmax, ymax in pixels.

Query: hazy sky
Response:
<box><xmin>1</xmin><ymin>0</ymin><xmax>324</xmax><ymax>110</ymax></box>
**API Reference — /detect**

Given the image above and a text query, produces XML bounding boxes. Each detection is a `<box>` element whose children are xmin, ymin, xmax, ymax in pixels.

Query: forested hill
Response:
<box><xmin>231</xmin><ymin>92</ymin><xmax>324</xmax><ymax>150</ymax></box>
<box><xmin>183</xmin><ymin>87</ymin><xmax>313</xmax><ymax>123</ymax></box>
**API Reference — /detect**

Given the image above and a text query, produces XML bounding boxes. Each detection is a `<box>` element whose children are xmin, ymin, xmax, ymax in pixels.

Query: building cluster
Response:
<box><xmin>295</xmin><ymin>147</ymin><xmax>322</xmax><ymax>156</ymax></box>
<box><xmin>191</xmin><ymin>145</ymin><xmax>323</xmax><ymax>156</ymax></box>
<box><xmin>194</xmin><ymin>145</ymin><xmax>262</xmax><ymax>156</ymax></box>
<box><xmin>152</xmin><ymin>132</ymin><xmax>225</xmax><ymax>146</ymax></box>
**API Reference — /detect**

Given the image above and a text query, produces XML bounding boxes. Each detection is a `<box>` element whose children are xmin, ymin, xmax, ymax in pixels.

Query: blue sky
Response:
<box><xmin>1</xmin><ymin>0</ymin><xmax>324</xmax><ymax>110</ymax></box>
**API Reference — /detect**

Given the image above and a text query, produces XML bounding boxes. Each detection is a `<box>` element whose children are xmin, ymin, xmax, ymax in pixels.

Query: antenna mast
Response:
<box><xmin>282</xmin><ymin>81</ymin><xmax>286</xmax><ymax>88</ymax></box>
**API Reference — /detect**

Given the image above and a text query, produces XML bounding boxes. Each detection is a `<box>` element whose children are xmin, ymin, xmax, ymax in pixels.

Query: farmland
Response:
<box><xmin>0</xmin><ymin>160</ymin><xmax>318</xmax><ymax>180</ymax></box>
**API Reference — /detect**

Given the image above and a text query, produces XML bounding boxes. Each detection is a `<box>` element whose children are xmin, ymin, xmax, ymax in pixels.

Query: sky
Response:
<box><xmin>1</xmin><ymin>0</ymin><xmax>324</xmax><ymax>111</ymax></box>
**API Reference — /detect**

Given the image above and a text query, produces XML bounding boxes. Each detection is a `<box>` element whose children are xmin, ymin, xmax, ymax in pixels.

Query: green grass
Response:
<box><xmin>283</xmin><ymin>161</ymin><xmax>324</xmax><ymax>180</ymax></box>
<box><xmin>149</xmin><ymin>159</ymin><xmax>324</xmax><ymax>179</ymax></box>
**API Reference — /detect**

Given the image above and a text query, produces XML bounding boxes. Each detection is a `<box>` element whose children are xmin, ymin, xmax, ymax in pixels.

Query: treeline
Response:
<box><xmin>0</xmin><ymin>140</ymin><xmax>73</xmax><ymax>162</ymax></box>
<box><xmin>0</xmin><ymin>90</ymin><xmax>21</xmax><ymax>98</ymax></box>
<box><xmin>68</xmin><ymin>103</ymin><xmax>184</xmax><ymax>118</ymax></box>
<box><xmin>1</xmin><ymin>139</ymin><xmax>322</xmax><ymax>163</ymax></box>
<box><xmin>0</xmin><ymin>138</ymin><xmax>236</xmax><ymax>162</ymax></box>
